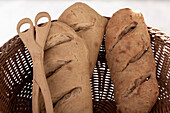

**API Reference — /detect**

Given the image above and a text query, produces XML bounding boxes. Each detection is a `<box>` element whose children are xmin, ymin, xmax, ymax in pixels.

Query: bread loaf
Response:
<box><xmin>40</xmin><ymin>21</ymin><xmax>92</xmax><ymax>113</ymax></box>
<box><xmin>105</xmin><ymin>8</ymin><xmax>159</xmax><ymax>113</ymax></box>
<box><xmin>58</xmin><ymin>2</ymin><xmax>108</xmax><ymax>77</ymax></box>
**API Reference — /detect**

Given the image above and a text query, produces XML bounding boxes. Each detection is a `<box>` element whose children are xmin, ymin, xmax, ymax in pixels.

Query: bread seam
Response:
<box><xmin>45</xmin><ymin>33</ymin><xmax>74</xmax><ymax>50</ymax></box>
<box><xmin>53</xmin><ymin>87</ymin><xmax>82</xmax><ymax>107</ymax></box>
<box><xmin>108</xmin><ymin>21</ymin><xmax>138</xmax><ymax>53</ymax></box>
<box><xmin>46</xmin><ymin>60</ymin><xmax>72</xmax><ymax>78</ymax></box>
<box><xmin>124</xmin><ymin>74</ymin><xmax>151</xmax><ymax>97</ymax></box>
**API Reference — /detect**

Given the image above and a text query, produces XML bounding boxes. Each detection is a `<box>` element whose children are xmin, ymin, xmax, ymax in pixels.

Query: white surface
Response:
<box><xmin>0</xmin><ymin>0</ymin><xmax>170</xmax><ymax>47</ymax></box>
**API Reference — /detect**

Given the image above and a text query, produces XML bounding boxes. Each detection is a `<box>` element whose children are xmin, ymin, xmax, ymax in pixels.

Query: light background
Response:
<box><xmin>0</xmin><ymin>0</ymin><xmax>170</xmax><ymax>46</ymax></box>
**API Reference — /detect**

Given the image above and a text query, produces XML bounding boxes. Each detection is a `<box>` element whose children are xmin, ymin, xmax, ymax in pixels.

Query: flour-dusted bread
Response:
<box><xmin>105</xmin><ymin>8</ymin><xmax>159</xmax><ymax>113</ymax></box>
<box><xmin>58</xmin><ymin>2</ymin><xmax>108</xmax><ymax>77</ymax></box>
<box><xmin>40</xmin><ymin>21</ymin><xmax>92</xmax><ymax>113</ymax></box>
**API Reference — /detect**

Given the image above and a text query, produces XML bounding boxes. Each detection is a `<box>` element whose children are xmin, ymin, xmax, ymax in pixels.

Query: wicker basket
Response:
<box><xmin>0</xmin><ymin>19</ymin><xmax>169</xmax><ymax>113</ymax></box>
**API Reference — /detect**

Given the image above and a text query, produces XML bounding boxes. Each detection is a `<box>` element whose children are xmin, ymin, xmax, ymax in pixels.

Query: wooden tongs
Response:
<box><xmin>17</xmin><ymin>12</ymin><xmax>54</xmax><ymax>113</ymax></box>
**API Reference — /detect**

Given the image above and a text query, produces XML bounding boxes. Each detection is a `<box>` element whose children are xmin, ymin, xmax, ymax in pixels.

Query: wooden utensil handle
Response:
<box><xmin>17</xmin><ymin>18</ymin><xmax>34</xmax><ymax>35</ymax></box>
<box><xmin>17</xmin><ymin>15</ymin><xmax>54</xmax><ymax>113</ymax></box>
<box><xmin>17</xmin><ymin>18</ymin><xmax>36</xmax><ymax>54</ymax></box>
<box><xmin>33</xmin><ymin>54</ymin><xmax>54</xmax><ymax>113</ymax></box>
<box><xmin>35</xmin><ymin>12</ymin><xmax>51</xmax><ymax>49</ymax></box>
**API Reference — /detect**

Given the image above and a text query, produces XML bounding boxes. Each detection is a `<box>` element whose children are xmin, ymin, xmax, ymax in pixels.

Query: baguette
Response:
<box><xmin>105</xmin><ymin>8</ymin><xmax>159</xmax><ymax>113</ymax></box>
<box><xmin>40</xmin><ymin>21</ymin><xmax>92</xmax><ymax>113</ymax></box>
<box><xmin>58</xmin><ymin>2</ymin><xmax>108</xmax><ymax>77</ymax></box>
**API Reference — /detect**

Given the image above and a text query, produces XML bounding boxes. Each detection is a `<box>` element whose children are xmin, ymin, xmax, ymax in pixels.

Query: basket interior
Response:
<box><xmin>0</xmin><ymin>27</ymin><xmax>169</xmax><ymax>113</ymax></box>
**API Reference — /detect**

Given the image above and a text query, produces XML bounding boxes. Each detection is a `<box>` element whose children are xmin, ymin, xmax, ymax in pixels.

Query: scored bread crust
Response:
<box><xmin>105</xmin><ymin>8</ymin><xmax>159</xmax><ymax>113</ymax></box>
<box><xmin>40</xmin><ymin>21</ymin><xmax>92</xmax><ymax>113</ymax></box>
<box><xmin>58</xmin><ymin>2</ymin><xmax>108</xmax><ymax>77</ymax></box>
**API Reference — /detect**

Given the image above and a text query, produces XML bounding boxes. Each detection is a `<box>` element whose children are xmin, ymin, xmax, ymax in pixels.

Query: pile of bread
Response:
<box><xmin>40</xmin><ymin>2</ymin><xmax>159</xmax><ymax>113</ymax></box>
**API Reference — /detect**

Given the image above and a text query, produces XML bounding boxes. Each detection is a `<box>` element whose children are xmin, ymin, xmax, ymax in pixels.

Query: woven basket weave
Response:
<box><xmin>0</xmin><ymin>19</ymin><xmax>169</xmax><ymax>113</ymax></box>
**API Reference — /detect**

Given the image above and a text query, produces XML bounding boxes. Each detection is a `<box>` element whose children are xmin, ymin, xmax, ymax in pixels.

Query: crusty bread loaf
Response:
<box><xmin>40</xmin><ymin>21</ymin><xmax>92</xmax><ymax>113</ymax></box>
<box><xmin>58</xmin><ymin>2</ymin><xmax>108</xmax><ymax>77</ymax></box>
<box><xmin>105</xmin><ymin>8</ymin><xmax>159</xmax><ymax>113</ymax></box>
